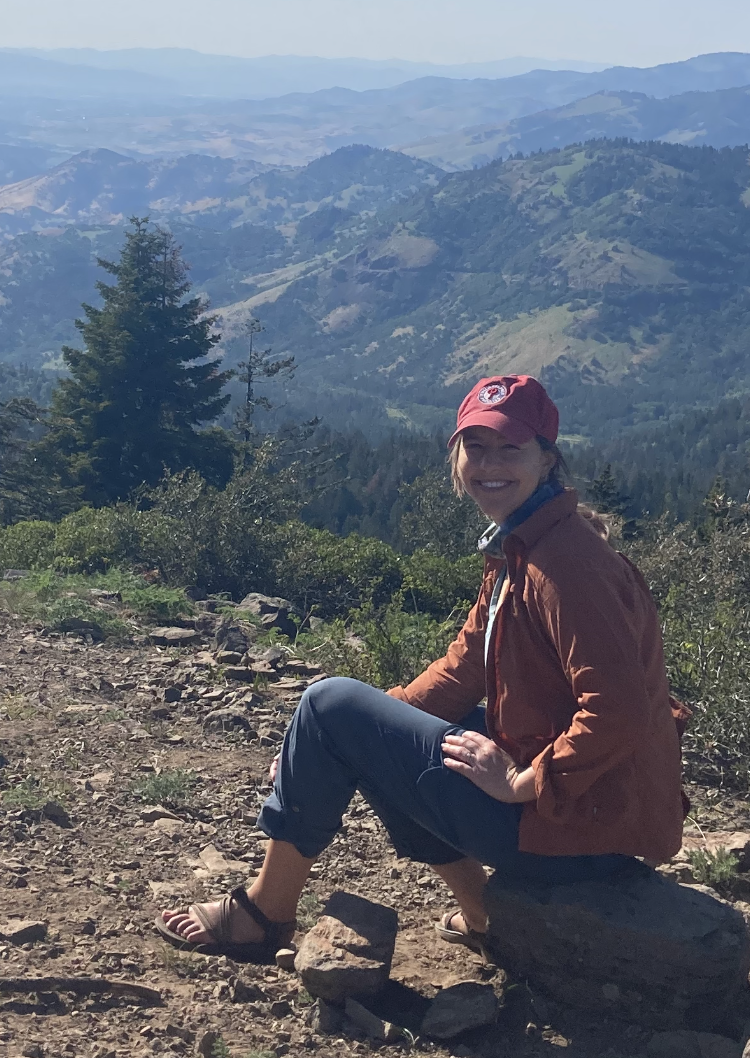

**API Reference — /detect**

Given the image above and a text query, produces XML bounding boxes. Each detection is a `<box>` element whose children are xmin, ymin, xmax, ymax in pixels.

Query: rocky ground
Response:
<box><xmin>1</xmin><ymin>597</ymin><xmax>750</xmax><ymax>1058</ymax></box>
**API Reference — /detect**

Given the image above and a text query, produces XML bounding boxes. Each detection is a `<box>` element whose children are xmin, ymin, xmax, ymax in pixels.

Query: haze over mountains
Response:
<box><xmin>3</xmin><ymin>51</ymin><xmax>750</xmax><ymax>167</ymax></box>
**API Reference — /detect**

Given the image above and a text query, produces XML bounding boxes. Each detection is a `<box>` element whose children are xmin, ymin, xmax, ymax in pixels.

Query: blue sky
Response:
<box><xmin>4</xmin><ymin>0</ymin><xmax>750</xmax><ymax>67</ymax></box>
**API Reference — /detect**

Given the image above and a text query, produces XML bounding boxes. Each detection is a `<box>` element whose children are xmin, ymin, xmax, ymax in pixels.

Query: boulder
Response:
<box><xmin>647</xmin><ymin>1031</ymin><xmax>741</xmax><ymax>1058</ymax></box>
<box><xmin>294</xmin><ymin>891</ymin><xmax>398</xmax><ymax>1002</ymax></box>
<box><xmin>213</xmin><ymin>618</ymin><xmax>257</xmax><ymax>655</ymax></box>
<box><xmin>237</xmin><ymin>593</ymin><xmax>298</xmax><ymax>639</ymax></box>
<box><xmin>0</xmin><ymin>919</ymin><xmax>47</xmax><ymax>945</ymax></box>
<box><xmin>484</xmin><ymin>863</ymin><xmax>750</xmax><ymax>1031</ymax></box>
<box><xmin>421</xmin><ymin>982</ymin><xmax>498</xmax><ymax>1039</ymax></box>
<box><xmin>149</xmin><ymin>626</ymin><xmax>199</xmax><ymax>647</ymax></box>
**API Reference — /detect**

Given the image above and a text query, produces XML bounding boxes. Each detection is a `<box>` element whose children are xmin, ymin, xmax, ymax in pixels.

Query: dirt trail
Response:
<box><xmin>0</xmin><ymin>611</ymin><xmax>743</xmax><ymax>1058</ymax></box>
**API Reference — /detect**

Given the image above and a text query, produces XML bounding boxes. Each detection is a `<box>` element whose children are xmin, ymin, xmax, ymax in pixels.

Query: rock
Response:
<box><xmin>3</xmin><ymin>569</ymin><xmax>30</xmax><ymax>580</ymax></box>
<box><xmin>216</xmin><ymin>650</ymin><xmax>243</xmax><ymax>665</ymax></box>
<box><xmin>203</xmin><ymin>708</ymin><xmax>256</xmax><ymax>734</ymax></box>
<box><xmin>41</xmin><ymin>801</ymin><xmax>72</xmax><ymax>827</ymax></box>
<box><xmin>213</xmin><ymin>618</ymin><xmax>257</xmax><ymax>655</ymax></box>
<box><xmin>743</xmin><ymin>1039</ymin><xmax>750</xmax><ymax>1058</ymax></box>
<box><xmin>484</xmin><ymin>864</ymin><xmax>750</xmax><ymax>1031</ymax></box>
<box><xmin>230</xmin><ymin>978</ymin><xmax>265</xmax><ymax>1003</ymax></box>
<box><xmin>294</xmin><ymin>891</ymin><xmax>398</xmax><ymax>1002</ymax></box>
<box><xmin>421</xmin><ymin>982</ymin><xmax>498</xmax><ymax>1039</ymax></box>
<box><xmin>345</xmin><ymin>997</ymin><xmax>402</xmax><ymax>1042</ymax></box>
<box><xmin>648</xmin><ymin>1031</ymin><xmax>742</xmax><ymax>1058</ymax></box>
<box><xmin>238</xmin><ymin>593</ymin><xmax>298</xmax><ymax>639</ymax></box>
<box><xmin>150</xmin><ymin>703</ymin><xmax>173</xmax><ymax>721</ymax></box>
<box><xmin>312</xmin><ymin>998</ymin><xmax>344</xmax><ymax>1035</ymax></box>
<box><xmin>163</xmin><ymin>685</ymin><xmax>182</xmax><ymax>703</ymax></box>
<box><xmin>189</xmin><ymin>843</ymin><xmax>250</xmax><ymax>879</ymax></box>
<box><xmin>683</xmin><ymin>832</ymin><xmax>750</xmax><ymax>870</ymax></box>
<box><xmin>57</xmin><ymin>616</ymin><xmax>104</xmax><ymax>640</ymax></box>
<box><xmin>140</xmin><ymin>804</ymin><xmax>182</xmax><ymax>823</ymax></box>
<box><xmin>275</xmin><ymin>947</ymin><xmax>298</xmax><ymax>971</ymax></box>
<box><xmin>222</xmin><ymin>666</ymin><xmax>255</xmax><ymax>683</ymax></box>
<box><xmin>195</xmin><ymin>1030</ymin><xmax>219</xmax><ymax>1057</ymax></box>
<box><xmin>149</xmin><ymin>627</ymin><xmax>199</xmax><ymax>647</ymax></box>
<box><xmin>0</xmin><ymin>919</ymin><xmax>47</xmax><ymax>945</ymax></box>
<box><xmin>270</xmin><ymin>999</ymin><xmax>292</xmax><ymax>1017</ymax></box>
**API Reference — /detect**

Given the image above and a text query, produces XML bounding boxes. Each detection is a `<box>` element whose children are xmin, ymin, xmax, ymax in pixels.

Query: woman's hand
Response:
<box><xmin>442</xmin><ymin>731</ymin><xmax>536</xmax><ymax>803</ymax></box>
<box><xmin>269</xmin><ymin>754</ymin><xmax>280</xmax><ymax>783</ymax></box>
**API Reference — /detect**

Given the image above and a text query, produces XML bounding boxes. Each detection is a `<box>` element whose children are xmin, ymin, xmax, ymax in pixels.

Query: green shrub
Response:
<box><xmin>0</xmin><ymin>520</ymin><xmax>56</xmax><ymax>570</ymax></box>
<box><xmin>686</xmin><ymin>847</ymin><xmax>740</xmax><ymax>891</ymax></box>
<box><xmin>130</xmin><ymin>769</ymin><xmax>198</xmax><ymax>807</ymax></box>
<box><xmin>401</xmin><ymin>549</ymin><xmax>482</xmax><ymax>618</ymax></box>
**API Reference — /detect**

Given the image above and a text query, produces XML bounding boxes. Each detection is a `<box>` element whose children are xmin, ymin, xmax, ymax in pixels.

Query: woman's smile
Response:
<box><xmin>456</xmin><ymin>425</ymin><xmax>554</xmax><ymax>522</ymax></box>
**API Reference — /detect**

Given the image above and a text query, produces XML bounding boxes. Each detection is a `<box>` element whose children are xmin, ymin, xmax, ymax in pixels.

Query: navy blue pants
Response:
<box><xmin>258</xmin><ymin>677</ymin><xmax>632</xmax><ymax>885</ymax></box>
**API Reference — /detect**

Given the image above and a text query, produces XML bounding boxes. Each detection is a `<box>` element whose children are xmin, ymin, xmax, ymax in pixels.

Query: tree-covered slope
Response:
<box><xmin>6</xmin><ymin>139</ymin><xmax>750</xmax><ymax>443</ymax></box>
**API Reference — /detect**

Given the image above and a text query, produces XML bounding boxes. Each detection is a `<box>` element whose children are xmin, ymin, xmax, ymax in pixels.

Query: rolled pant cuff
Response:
<box><xmin>256</xmin><ymin>796</ymin><xmax>333</xmax><ymax>860</ymax></box>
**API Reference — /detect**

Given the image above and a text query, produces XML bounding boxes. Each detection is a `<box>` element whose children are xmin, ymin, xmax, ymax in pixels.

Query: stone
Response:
<box><xmin>213</xmin><ymin>618</ymin><xmax>257</xmax><ymax>655</ymax></box>
<box><xmin>150</xmin><ymin>703</ymin><xmax>172</xmax><ymax>721</ymax></box>
<box><xmin>140</xmin><ymin>804</ymin><xmax>182</xmax><ymax>823</ymax></box>
<box><xmin>344</xmin><ymin>997</ymin><xmax>402</xmax><ymax>1042</ymax></box>
<box><xmin>312</xmin><ymin>998</ymin><xmax>343</xmax><ymax>1035</ymax></box>
<box><xmin>421</xmin><ymin>982</ymin><xmax>498</xmax><ymax>1039</ymax></box>
<box><xmin>216</xmin><ymin>651</ymin><xmax>243</xmax><ymax>665</ymax></box>
<box><xmin>275</xmin><ymin>947</ymin><xmax>297</xmax><ymax>971</ymax></box>
<box><xmin>294</xmin><ymin>891</ymin><xmax>398</xmax><ymax>1002</ymax></box>
<box><xmin>0</xmin><ymin>919</ymin><xmax>47</xmax><ymax>945</ymax></box>
<box><xmin>484</xmin><ymin>864</ymin><xmax>750</xmax><ymax>1031</ymax></box>
<box><xmin>3</xmin><ymin>569</ymin><xmax>30</xmax><ymax>580</ymax></box>
<box><xmin>222</xmin><ymin>666</ymin><xmax>254</xmax><ymax>683</ymax></box>
<box><xmin>238</xmin><ymin>593</ymin><xmax>298</xmax><ymax>639</ymax></box>
<box><xmin>203</xmin><ymin>708</ymin><xmax>256</xmax><ymax>734</ymax></box>
<box><xmin>648</xmin><ymin>1031</ymin><xmax>742</xmax><ymax>1058</ymax></box>
<box><xmin>195</xmin><ymin>1030</ymin><xmax>219</xmax><ymax>1057</ymax></box>
<box><xmin>149</xmin><ymin>627</ymin><xmax>199</xmax><ymax>647</ymax></box>
<box><xmin>41</xmin><ymin>801</ymin><xmax>72</xmax><ymax>827</ymax></box>
<box><xmin>163</xmin><ymin>685</ymin><xmax>182</xmax><ymax>703</ymax></box>
<box><xmin>683</xmin><ymin>832</ymin><xmax>750</xmax><ymax>870</ymax></box>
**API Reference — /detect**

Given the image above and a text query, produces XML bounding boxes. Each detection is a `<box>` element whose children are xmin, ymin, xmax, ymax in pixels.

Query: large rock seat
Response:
<box><xmin>484</xmin><ymin>863</ymin><xmax>750</xmax><ymax>1030</ymax></box>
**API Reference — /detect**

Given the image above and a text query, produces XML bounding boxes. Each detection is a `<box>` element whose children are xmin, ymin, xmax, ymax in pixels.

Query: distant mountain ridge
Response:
<box><xmin>402</xmin><ymin>85</ymin><xmax>750</xmax><ymax>169</ymax></box>
<box><xmin>9</xmin><ymin>48</ymin><xmax>608</xmax><ymax>98</ymax></box>
<box><xmin>2</xmin><ymin>52</ymin><xmax>750</xmax><ymax>169</ymax></box>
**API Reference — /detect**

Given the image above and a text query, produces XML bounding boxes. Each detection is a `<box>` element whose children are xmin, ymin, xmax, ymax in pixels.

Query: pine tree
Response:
<box><xmin>42</xmin><ymin>218</ymin><xmax>233</xmax><ymax>503</ymax></box>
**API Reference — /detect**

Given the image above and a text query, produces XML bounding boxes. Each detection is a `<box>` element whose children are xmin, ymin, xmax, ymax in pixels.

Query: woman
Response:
<box><xmin>157</xmin><ymin>374</ymin><xmax>686</xmax><ymax>960</ymax></box>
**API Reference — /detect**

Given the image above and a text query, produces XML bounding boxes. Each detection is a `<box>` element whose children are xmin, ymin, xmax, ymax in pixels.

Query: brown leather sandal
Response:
<box><xmin>435</xmin><ymin>909</ymin><xmax>490</xmax><ymax>958</ymax></box>
<box><xmin>154</xmin><ymin>886</ymin><xmax>296</xmax><ymax>963</ymax></box>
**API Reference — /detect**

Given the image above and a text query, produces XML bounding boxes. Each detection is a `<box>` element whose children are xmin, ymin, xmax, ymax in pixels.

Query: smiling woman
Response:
<box><xmin>155</xmin><ymin>372</ymin><xmax>688</xmax><ymax>966</ymax></box>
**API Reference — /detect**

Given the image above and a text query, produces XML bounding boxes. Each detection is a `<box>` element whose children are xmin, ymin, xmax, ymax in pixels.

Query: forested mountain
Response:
<box><xmin>5</xmin><ymin>139</ymin><xmax>750</xmax><ymax>452</ymax></box>
<box><xmin>0</xmin><ymin>145</ymin><xmax>440</xmax><ymax>232</ymax></box>
<box><xmin>404</xmin><ymin>85</ymin><xmax>750</xmax><ymax>169</ymax></box>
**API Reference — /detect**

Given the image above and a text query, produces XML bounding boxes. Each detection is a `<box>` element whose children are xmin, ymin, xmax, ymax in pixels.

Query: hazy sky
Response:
<box><xmin>4</xmin><ymin>0</ymin><xmax>750</xmax><ymax>67</ymax></box>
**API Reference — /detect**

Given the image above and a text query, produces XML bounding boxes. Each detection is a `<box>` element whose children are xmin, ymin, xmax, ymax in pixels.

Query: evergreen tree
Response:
<box><xmin>42</xmin><ymin>218</ymin><xmax>233</xmax><ymax>504</ymax></box>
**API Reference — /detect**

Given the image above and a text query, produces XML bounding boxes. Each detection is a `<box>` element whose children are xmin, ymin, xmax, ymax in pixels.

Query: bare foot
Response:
<box><xmin>161</xmin><ymin>892</ymin><xmax>266</xmax><ymax>945</ymax></box>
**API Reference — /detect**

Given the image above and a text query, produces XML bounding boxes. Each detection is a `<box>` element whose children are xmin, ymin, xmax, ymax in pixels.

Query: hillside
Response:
<box><xmin>403</xmin><ymin>86</ymin><xmax>750</xmax><ymax>170</ymax></box>
<box><xmin>5</xmin><ymin>140</ymin><xmax>750</xmax><ymax>442</ymax></box>
<box><xmin>4</xmin><ymin>53</ymin><xmax>750</xmax><ymax>169</ymax></box>
<box><xmin>0</xmin><ymin>145</ymin><xmax>441</xmax><ymax>232</ymax></box>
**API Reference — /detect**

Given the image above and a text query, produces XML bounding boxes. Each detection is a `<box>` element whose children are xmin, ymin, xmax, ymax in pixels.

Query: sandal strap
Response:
<box><xmin>229</xmin><ymin>887</ymin><xmax>297</xmax><ymax>943</ymax></box>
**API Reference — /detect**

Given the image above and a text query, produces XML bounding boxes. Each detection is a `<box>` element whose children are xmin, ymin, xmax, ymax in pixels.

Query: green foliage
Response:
<box><xmin>40</xmin><ymin>218</ymin><xmax>234</xmax><ymax>504</ymax></box>
<box><xmin>686</xmin><ymin>847</ymin><xmax>740</xmax><ymax>891</ymax></box>
<box><xmin>627</xmin><ymin>505</ymin><xmax>750</xmax><ymax>787</ymax></box>
<box><xmin>210</xmin><ymin>1040</ymin><xmax>231</xmax><ymax>1058</ymax></box>
<box><xmin>296</xmin><ymin>892</ymin><xmax>323</xmax><ymax>931</ymax></box>
<box><xmin>0</xmin><ymin>520</ymin><xmax>56</xmax><ymax>570</ymax></box>
<box><xmin>2</xmin><ymin>776</ymin><xmax>58</xmax><ymax>811</ymax></box>
<box><xmin>130</xmin><ymin>770</ymin><xmax>197</xmax><ymax>807</ymax></box>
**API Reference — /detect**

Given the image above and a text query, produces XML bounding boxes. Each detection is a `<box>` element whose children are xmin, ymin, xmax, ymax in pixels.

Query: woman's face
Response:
<box><xmin>455</xmin><ymin>425</ymin><xmax>555</xmax><ymax>524</ymax></box>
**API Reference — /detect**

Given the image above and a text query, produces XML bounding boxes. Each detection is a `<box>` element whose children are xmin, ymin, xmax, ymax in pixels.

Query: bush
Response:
<box><xmin>0</xmin><ymin>520</ymin><xmax>56</xmax><ymax>570</ymax></box>
<box><xmin>276</xmin><ymin>522</ymin><xmax>404</xmax><ymax>619</ymax></box>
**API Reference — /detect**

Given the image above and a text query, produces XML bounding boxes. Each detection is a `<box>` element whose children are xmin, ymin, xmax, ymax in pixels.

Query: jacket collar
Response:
<box><xmin>503</xmin><ymin>487</ymin><xmax>579</xmax><ymax>557</ymax></box>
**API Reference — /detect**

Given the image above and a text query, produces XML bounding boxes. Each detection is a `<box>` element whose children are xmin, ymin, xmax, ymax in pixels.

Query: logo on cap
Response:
<box><xmin>477</xmin><ymin>383</ymin><xmax>507</xmax><ymax>405</ymax></box>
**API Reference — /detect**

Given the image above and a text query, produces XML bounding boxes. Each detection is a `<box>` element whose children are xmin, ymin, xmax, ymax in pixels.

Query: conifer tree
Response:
<box><xmin>43</xmin><ymin>218</ymin><xmax>233</xmax><ymax>503</ymax></box>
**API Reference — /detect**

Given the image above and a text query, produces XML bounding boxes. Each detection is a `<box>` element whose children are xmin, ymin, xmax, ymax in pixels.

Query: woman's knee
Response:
<box><xmin>300</xmin><ymin>677</ymin><xmax>384</xmax><ymax>736</ymax></box>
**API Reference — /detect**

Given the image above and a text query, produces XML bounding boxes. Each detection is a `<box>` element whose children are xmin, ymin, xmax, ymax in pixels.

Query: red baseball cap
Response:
<box><xmin>448</xmin><ymin>375</ymin><xmax>559</xmax><ymax>448</ymax></box>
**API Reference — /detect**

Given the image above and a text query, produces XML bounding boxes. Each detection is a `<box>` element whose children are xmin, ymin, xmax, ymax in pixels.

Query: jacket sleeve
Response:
<box><xmin>386</xmin><ymin>570</ymin><xmax>492</xmax><ymax>723</ymax></box>
<box><xmin>527</xmin><ymin>558</ymin><xmax>659</xmax><ymax>824</ymax></box>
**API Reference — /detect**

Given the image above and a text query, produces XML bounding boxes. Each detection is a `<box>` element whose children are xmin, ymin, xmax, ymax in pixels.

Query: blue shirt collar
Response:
<box><xmin>477</xmin><ymin>478</ymin><xmax>564</xmax><ymax>558</ymax></box>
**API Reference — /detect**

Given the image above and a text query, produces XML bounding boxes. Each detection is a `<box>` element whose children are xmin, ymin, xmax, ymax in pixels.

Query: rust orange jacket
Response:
<box><xmin>388</xmin><ymin>489</ymin><xmax>686</xmax><ymax>862</ymax></box>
